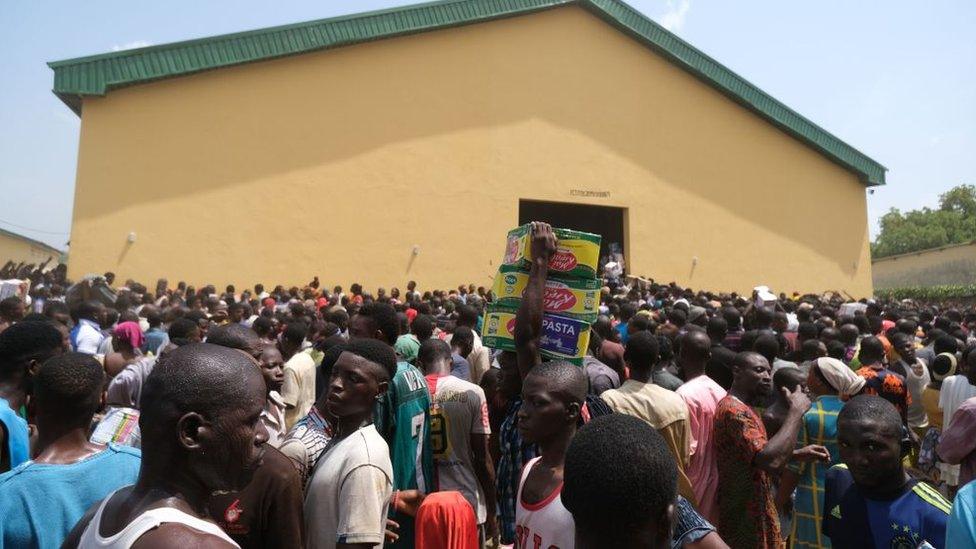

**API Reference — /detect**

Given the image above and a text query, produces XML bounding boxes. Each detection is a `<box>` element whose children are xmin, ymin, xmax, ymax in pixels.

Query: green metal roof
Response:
<box><xmin>48</xmin><ymin>0</ymin><xmax>886</xmax><ymax>186</ymax></box>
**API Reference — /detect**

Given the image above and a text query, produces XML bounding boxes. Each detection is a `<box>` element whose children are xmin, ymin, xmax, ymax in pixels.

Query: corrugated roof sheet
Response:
<box><xmin>47</xmin><ymin>0</ymin><xmax>886</xmax><ymax>186</ymax></box>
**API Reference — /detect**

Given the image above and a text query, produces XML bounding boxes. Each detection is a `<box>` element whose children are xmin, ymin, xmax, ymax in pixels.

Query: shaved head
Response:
<box><xmin>140</xmin><ymin>342</ymin><xmax>268</xmax><ymax>493</ymax></box>
<box><xmin>838</xmin><ymin>394</ymin><xmax>902</xmax><ymax>437</ymax></box>
<box><xmin>206</xmin><ymin>324</ymin><xmax>261</xmax><ymax>357</ymax></box>
<box><xmin>526</xmin><ymin>360</ymin><xmax>588</xmax><ymax>406</ymax></box>
<box><xmin>141</xmin><ymin>343</ymin><xmax>261</xmax><ymax>438</ymax></box>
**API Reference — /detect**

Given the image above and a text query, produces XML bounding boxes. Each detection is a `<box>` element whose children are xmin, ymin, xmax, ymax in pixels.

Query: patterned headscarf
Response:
<box><xmin>113</xmin><ymin>321</ymin><xmax>145</xmax><ymax>351</ymax></box>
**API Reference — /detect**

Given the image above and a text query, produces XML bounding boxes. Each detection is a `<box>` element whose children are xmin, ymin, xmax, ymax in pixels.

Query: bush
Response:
<box><xmin>874</xmin><ymin>285</ymin><xmax>976</xmax><ymax>300</ymax></box>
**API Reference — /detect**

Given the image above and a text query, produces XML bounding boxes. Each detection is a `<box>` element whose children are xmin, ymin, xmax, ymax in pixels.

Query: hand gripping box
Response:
<box><xmin>481</xmin><ymin>304</ymin><xmax>590</xmax><ymax>365</ymax></box>
<box><xmin>490</xmin><ymin>265</ymin><xmax>600</xmax><ymax>323</ymax></box>
<box><xmin>503</xmin><ymin>224</ymin><xmax>601</xmax><ymax>280</ymax></box>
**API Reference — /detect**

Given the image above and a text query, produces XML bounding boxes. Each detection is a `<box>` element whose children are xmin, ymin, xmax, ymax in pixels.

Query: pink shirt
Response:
<box><xmin>676</xmin><ymin>374</ymin><xmax>727</xmax><ymax>524</ymax></box>
<box><xmin>938</xmin><ymin>396</ymin><xmax>976</xmax><ymax>488</ymax></box>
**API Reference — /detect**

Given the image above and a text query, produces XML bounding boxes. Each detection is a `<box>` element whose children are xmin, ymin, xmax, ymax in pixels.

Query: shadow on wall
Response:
<box><xmin>74</xmin><ymin>7</ymin><xmax>868</xmax><ymax>279</ymax></box>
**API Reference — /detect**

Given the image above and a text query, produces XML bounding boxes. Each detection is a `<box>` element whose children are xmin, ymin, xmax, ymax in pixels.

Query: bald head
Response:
<box><xmin>141</xmin><ymin>343</ymin><xmax>263</xmax><ymax>441</ymax></box>
<box><xmin>678</xmin><ymin>331</ymin><xmax>711</xmax><ymax>377</ymax></box>
<box><xmin>140</xmin><ymin>342</ymin><xmax>267</xmax><ymax>493</ymax></box>
<box><xmin>206</xmin><ymin>323</ymin><xmax>262</xmax><ymax>358</ymax></box>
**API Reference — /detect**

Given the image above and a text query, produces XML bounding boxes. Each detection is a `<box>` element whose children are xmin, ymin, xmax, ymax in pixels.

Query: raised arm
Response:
<box><xmin>514</xmin><ymin>222</ymin><xmax>555</xmax><ymax>379</ymax></box>
<box><xmin>754</xmin><ymin>387</ymin><xmax>828</xmax><ymax>473</ymax></box>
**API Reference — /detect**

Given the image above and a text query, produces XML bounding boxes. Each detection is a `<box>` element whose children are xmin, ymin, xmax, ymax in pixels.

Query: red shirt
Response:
<box><xmin>415</xmin><ymin>491</ymin><xmax>479</xmax><ymax>549</ymax></box>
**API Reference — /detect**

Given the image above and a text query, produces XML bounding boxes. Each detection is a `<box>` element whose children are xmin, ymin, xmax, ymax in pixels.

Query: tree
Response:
<box><xmin>871</xmin><ymin>184</ymin><xmax>976</xmax><ymax>258</ymax></box>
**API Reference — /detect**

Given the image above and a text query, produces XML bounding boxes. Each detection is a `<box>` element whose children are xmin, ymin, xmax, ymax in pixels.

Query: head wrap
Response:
<box><xmin>113</xmin><ymin>321</ymin><xmax>145</xmax><ymax>351</ymax></box>
<box><xmin>814</xmin><ymin>357</ymin><xmax>865</xmax><ymax>398</ymax></box>
<box><xmin>931</xmin><ymin>353</ymin><xmax>958</xmax><ymax>382</ymax></box>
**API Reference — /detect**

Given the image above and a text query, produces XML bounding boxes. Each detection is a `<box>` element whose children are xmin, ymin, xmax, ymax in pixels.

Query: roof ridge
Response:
<box><xmin>49</xmin><ymin>0</ymin><xmax>568</xmax><ymax>68</ymax></box>
<box><xmin>47</xmin><ymin>0</ymin><xmax>885</xmax><ymax>185</ymax></box>
<box><xmin>0</xmin><ymin>227</ymin><xmax>63</xmax><ymax>255</ymax></box>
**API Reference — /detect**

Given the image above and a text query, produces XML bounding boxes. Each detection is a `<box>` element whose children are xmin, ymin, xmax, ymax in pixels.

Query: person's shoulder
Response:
<box><xmin>350</xmin><ymin>426</ymin><xmax>393</xmax><ymax>467</ymax></box>
<box><xmin>289</xmin><ymin>351</ymin><xmax>315</xmax><ymax>368</ymax></box>
<box><xmin>825</xmin><ymin>463</ymin><xmax>853</xmax><ymax>484</ymax></box>
<box><xmin>714</xmin><ymin>394</ymin><xmax>734</xmax><ymax>410</ymax></box>
<box><xmin>958</xmin><ymin>396</ymin><xmax>976</xmax><ymax>412</ymax></box>
<box><xmin>393</xmin><ymin>362</ymin><xmax>428</xmax><ymax>391</ymax></box>
<box><xmin>257</xmin><ymin>444</ymin><xmax>302</xmax><ymax>483</ymax></box>
<box><xmin>910</xmin><ymin>480</ymin><xmax>952</xmax><ymax>517</ymax></box>
<box><xmin>133</xmin><ymin>522</ymin><xmax>238</xmax><ymax>549</ymax></box>
<box><xmin>650</xmin><ymin>382</ymin><xmax>687</xmax><ymax>405</ymax></box>
<box><xmin>955</xmin><ymin>479</ymin><xmax>976</xmax><ymax>507</ymax></box>
<box><xmin>105</xmin><ymin>442</ymin><xmax>143</xmax><ymax>460</ymax></box>
<box><xmin>0</xmin><ymin>461</ymin><xmax>31</xmax><ymax>490</ymax></box>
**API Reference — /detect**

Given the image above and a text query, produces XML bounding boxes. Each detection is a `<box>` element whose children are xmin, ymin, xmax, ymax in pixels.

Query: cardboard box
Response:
<box><xmin>481</xmin><ymin>304</ymin><xmax>590</xmax><ymax>364</ymax></box>
<box><xmin>503</xmin><ymin>224</ymin><xmax>601</xmax><ymax>279</ymax></box>
<box><xmin>491</xmin><ymin>265</ymin><xmax>600</xmax><ymax>322</ymax></box>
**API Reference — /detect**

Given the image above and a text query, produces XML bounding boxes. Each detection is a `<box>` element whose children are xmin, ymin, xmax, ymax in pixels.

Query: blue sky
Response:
<box><xmin>2</xmin><ymin>0</ymin><xmax>973</xmax><ymax>251</ymax></box>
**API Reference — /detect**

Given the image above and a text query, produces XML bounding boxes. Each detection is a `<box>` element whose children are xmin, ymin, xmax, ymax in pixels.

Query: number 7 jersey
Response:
<box><xmin>375</xmin><ymin>361</ymin><xmax>434</xmax><ymax>493</ymax></box>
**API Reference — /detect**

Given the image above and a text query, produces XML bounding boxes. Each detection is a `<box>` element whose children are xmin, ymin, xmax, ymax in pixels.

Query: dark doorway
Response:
<box><xmin>518</xmin><ymin>200</ymin><xmax>626</xmax><ymax>274</ymax></box>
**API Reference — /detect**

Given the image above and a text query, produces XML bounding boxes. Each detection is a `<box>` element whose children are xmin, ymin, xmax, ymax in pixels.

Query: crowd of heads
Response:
<box><xmin>2</xmin><ymin>255</ymin><xmax>976</xmax><ymax>548</ymax></box>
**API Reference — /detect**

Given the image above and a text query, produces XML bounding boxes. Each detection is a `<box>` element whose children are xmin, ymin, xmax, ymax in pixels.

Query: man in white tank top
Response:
<box><xmin>514</xmin><ymin>360</ymin><xmax>588</xmax><ymax>549</ymax></box>
<box><xmin>62</xmin><ymin>343</ymin><xmax>270</xmax><ymax>548</ymax></box>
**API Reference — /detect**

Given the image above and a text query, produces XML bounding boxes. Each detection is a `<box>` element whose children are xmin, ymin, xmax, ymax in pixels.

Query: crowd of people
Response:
<box><xmin>1</xmin><ymin>222</ymin><xmax>976</xmax><ymax>548</ymax></box>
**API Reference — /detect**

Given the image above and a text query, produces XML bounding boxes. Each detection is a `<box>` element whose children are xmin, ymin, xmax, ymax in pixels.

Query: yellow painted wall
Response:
<box><xmin>873</xmin><ymin>242</ymin><xmax>976</xmax><ymax>289</ymax></box>
<box><xmin>0</xmin><ymin>232</ymin><xmax>61</xmax><ymax>266</ymax></box>
<box><xmin>69</xmin><ymin>6</ymin><xmax>873</xmax><ymax>296</ymax></box>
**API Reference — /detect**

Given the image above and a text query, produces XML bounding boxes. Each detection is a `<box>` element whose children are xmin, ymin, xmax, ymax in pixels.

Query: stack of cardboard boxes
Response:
<box><xmin>481</xmin><ymin>224</ymin><xmax>602</xmax><ymax>365</ymax></box>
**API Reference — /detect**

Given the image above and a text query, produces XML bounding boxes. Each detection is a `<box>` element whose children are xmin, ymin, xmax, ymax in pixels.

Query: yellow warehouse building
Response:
<box><xmin>49</xmin><ymin>0</ymin><xmax>885</xmax><ymax>296</ymax></box>
<box><xmin>0</xmin><ymin>228</ymin><xmax>63</xmax><ymax>268</ymax></box>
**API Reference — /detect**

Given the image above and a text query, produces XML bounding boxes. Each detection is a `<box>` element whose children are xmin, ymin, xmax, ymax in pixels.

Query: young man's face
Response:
<box><xmin>518</xmin><ymin>374</ymin><xmax>573</xmax><ymax>444</ymax></box>
<box><xmin>258</xmin><ymin>348</ymin><xmax>285</xmax><ymax>393</ymax></box>
<box><xmin>326</xmin><ymin>352</ymin><xmax>387</xmax><ymax>418</ymax></box>
<box><xmin>895</xmin><ymin>337</ymin><xmax>916</xmax><ymax>363</ymax></box>
<box><xmin>837</xmin><ymin>417</ymin><xmax>903</xmax><ymax>489</ymax></box>
<box><xmin>229</xmin><ymin>308</ymin><xmax>243</xmax><ymax>323</ymax></box>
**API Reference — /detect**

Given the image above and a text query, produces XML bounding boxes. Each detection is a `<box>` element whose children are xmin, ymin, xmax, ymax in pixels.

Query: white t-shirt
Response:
<box><xmin>940</xmin><ymin>375</ymin><xmax>976</xmax><ymax>430</ymax></box>
<box><xmin>515</xmin><ymin>456</ymin><xmax>576</xmax><ymax>549</ymax></box>
<box><xmin>938</xmin><ymin>375</ymin><xmax>976</xmax><ymax>485</ymax></box>
<box><xmin>304</xmin><ymin>424</ymin><xmax>393</xmax><ymax>549</ymax></box>
<box><xmin>426</xmin><ymin>374</ymin><xmax>491</xmax><ymax>523</ymax></box>
<box><xmin>902</xmin><ymin>358</ymin><xmax>931</xmax><ymax>430</ymax></box>
<box><xmin>281</xmin><ymin>351</ymin><xmax>316</xmax><ymax>430</ymax></box>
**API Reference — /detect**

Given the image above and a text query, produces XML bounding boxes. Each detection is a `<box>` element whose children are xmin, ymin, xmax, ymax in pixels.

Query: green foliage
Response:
<box><xmin>875</xmin><ymin>284</ymin><xmax>976</xmax><ymax>300</ymax></box>
<box><xmin>871</xmin><ymin>184</ymin><xmax>976</xmax><ymax>258</ymax></box>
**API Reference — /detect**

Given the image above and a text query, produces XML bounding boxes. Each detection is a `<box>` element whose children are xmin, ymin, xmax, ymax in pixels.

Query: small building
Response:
<box><xmin>0</xmin><ymin>228</ymin><xmax>63</xmax><ymax>267</ymax></box>
<box><xmin>49</xmin><ymin>0</ymin><xmax>885</xmax><ymax>295</ymax></box>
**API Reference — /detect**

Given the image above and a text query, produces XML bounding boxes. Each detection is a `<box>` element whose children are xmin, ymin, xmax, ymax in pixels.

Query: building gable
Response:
<box><xmin>49</xmin><ymin>0</ymin><xmax>885</xmax><ymax>186</ymax></box>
